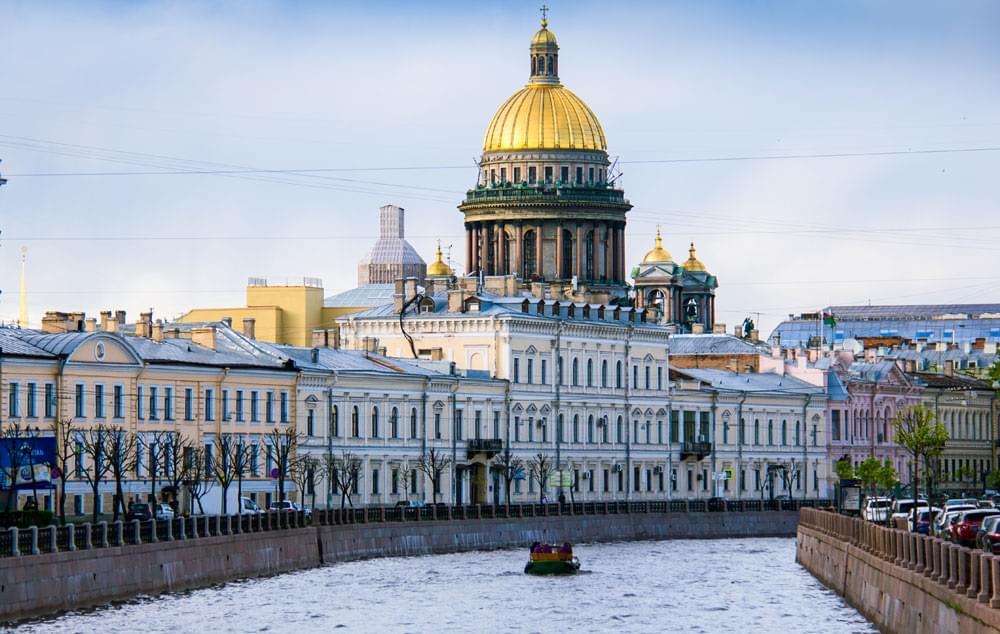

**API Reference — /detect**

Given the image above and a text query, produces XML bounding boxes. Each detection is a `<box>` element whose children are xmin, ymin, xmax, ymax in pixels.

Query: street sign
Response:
<box><xmin>270</xmin><ymin>468</ymin><xmax>280</xmax><ymax>479</ymax></box>
<box><xmin>712</xmin><ymin>471</ymin><xmax>728</xmax><ymax>481</ymax></box>
<box><xmin>513</xmin><ymin>467</ymin><xmax>525</xmax><ymax>481</ymax></box>
<box><xmin>722</xmin><ymin>468</ymin><xmax>734</xmax><ymax>481</ymax></box>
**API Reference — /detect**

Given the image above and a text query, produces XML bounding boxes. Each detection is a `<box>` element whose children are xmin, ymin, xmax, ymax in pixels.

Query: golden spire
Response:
<box><xmin>684</xmin><ymin>241</ymin><xmax>707</xmax><ymax>272</ymax></box>
<box><xmin>641</xmin><ymin>226</ymin><xmax>672</xmax><ymax>264</ymax></box>
<box><xmin>427</xmin><ymin>240</ymin><xmax>453</xmax><ymax>277</ymax></box>
<box><xmin>18</xmin><ymin>246</ymin><xmax>28</xmax><ymax>328</ymax></box>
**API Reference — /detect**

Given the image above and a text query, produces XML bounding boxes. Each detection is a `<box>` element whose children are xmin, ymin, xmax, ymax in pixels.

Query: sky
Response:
<box><xmin>1</xmin><ymin>0</ymin><xmax>998</xmax><ymax>336</ymax></box>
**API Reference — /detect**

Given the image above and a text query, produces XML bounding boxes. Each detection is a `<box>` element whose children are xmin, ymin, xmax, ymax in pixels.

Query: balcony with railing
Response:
<box><xmin>461</xmin><ymin>183</ymin><xmax>628</xmax><ymax>208</ymax></box>
<box><xmin>467</xmin><ymin>438</ymin><xmax>503</xmax><ymax>457</ymax></box>
<box><xmin>680</xmin><ymin>441</ymin><xmax>712</xmax><ymax>461</ymax></box>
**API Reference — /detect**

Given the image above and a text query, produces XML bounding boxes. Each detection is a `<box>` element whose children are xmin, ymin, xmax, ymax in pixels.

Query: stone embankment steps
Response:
<box><xmin>0</xmin><ymin>501</ymin><xmax>807</xmax><ymax>623</ymax></box>
<box><xmin>797</xmin><ymin>507</ymin><xmax>1000</xmax><ymax>634</ymax></box>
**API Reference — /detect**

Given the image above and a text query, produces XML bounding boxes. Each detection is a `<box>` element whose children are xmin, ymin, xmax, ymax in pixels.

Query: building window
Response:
<box><xmin>560</xmin><ymin>165</ymin><xmax>569</xmax><ymax>183</ymax></box>
<box><xmin>657</xmin><ymin>367</ymin><xmax>663</xmax><ymax>391</ymax></box>
<box><xmin>586</xmin><ymin>359</ymin><xmax>593</xmax><ymax>387</ymax></box>
<box><xmin>205</xmin><ymin>389</ymin><xmax>215</xmax><ymax>422</ymax></box>
<box><xmin>616</xmin><ymin>361</ymin><xmax>622</xmax><ymax>388</ymax></box>
<box><xmin>831</xmin><ymin>410</ymin><xmax>840</xmax><ymax>441</ymax></box>
<box><xmin>541</xmin><ymin>359</ymin><xmax>548</xmax><ymax>384</ymax></box>
<box><xmin>544</xmin><ymin>166</ymin><xmax>553</xmax><ymax>183</ymax></box>
<box><xmin>572</xmin><ymin>415</ymin><xmax>579</xmax><ymax>443</ymax></box>
<box><xmin>434</xmin><ymin>412</ymin><xmax>441</xmax><ymax>439</ymax></box>
<box><xmin>8</xmin><ymin>382</ymin><xmax>19</xmax><ymax>418</ymax></box>
<box><xmin>601</xmin><ymin>360</ymin><xmax>608</xmax><ymax>387</ymax></box>
<box><xmin>184</xmin><ymin>388</ymin><xmax>194</xmax><ymax>421</ymax></box>
<box><xmin>137</xmin><ymin>385</ymin><xmax>144</xmax><ymax>420</ymax></box>
<box><xmin>75</xmin><ymin>384</ymin><xmax>85</xmax><ymax>418</ymax></box>
<box><xmin>754</xmin><ymin>419</ymin><xmax>760</xmax><ymax>445</ymax></box>
<box><xmin>164</xmin><ymin>387</ymin><xmax>173</xmax><ymax>421</ymax></box>
<box><xmin>528</xmin><ymin>166</ymin><xmax>537</xmax><ymax>183</ymax></box>
<box><xmin>390</xmin><ymin>407</ymin><xmax>399</xmax><ymax>438</ymax></box>
<box><xmin>588</xmin><ymin>167</ymin><xmax>595</xmax><ymax>182</ymax></box>
<box><xmin>781</xmin><ymin>420</ymin><xmax>787</xmax><ymax>446</ymax></box>
<box><xmin>265</xmin><ymin>392</ymin><xmax>274</xmax><ymax>423</ymax></box>
<box><xmin>224</xmin><ymin>389</ymin><xmax>232</xmax><ymax>422</ymax></box>
<box><xmin>410</xmin><ymin>407</ymin><xmax>418</xmax><ymax>439</ymax></box>
<box><xmin>514</xmin><ymin>416</ymin><xmax>521</xmax><ymax>442</ymax></box>
<box><xmin>250</xmin><ymin>390</ymin><xmax>259</xmax><ymax>422</ymax></box>
<box><xmin>576</xmin><ymin>166</ymin><xmax>583</xmax><ymax>184</ymax></box>
<box><xmin>26</xmin><ymin>383</ymin><xmax>36</xmax><ymax>418</ymax></box>
<box><xmin>307</xmin><ymin>409</ymin><xmax>315</xmax><ymax>437</ymax></box>
<box><xmin>587</xmin><ymin>415</ymin><xmax>595</xmax><ymax>443</ymax></box>
<box><xmin>94</xmin><ymin>384</ymin><xmax>105</xmax><ymax>419</ymax></box>
<box><xmin>280</xmin><ymin>392</ymin><xmax>289</xmax><ymax>423</ymax></box>
<box><xmin>767</xmin><ymin>419</ymin><xmax>774</xmax><ymax>445</ymax></box>
<box><xmin>352</xmin><ymin>406</ymin><xmax>360</xmax><ymax>437</ymax></box>
<box><xmin>371</xmin><ymin>406</ymin><xmax>380</xmax><ymax>437</ymax></box>
<box><xmin>45</xmin><ymin>384</ymin><xmax>56</xmax><ymax>419</ymax></box>
<box><xmin>513</xmin><ymin>166</ymin><xmax>521</xmax><ymax>183</ymax></box>
<box><xmin>670</xmin><ymin>411</ymin><xmax>679</xmax><ymax>443</ymax></box>
<box><xmin>112</xmin><ymin>385</ymin><xmax>123</xmax><ymax>419</ymax></box>
<box><xmin>645</xmin><ymin>366</ymin><xmax>650</xmax><ymax>390</ymax></box>
<box><xmin>513</xmin><ymin>358</ymin><xmax>520</xmax><ymax>383</ymax></box>
<box><xmin>616</xmin><ymin>416</ymin><xmax>624</xmax><ymax>443</ymax></box>
<box><xmin>526</xmin><ymin>358</ymin><xmax>533</xmax><ymax>384</ymax></box>
<box><xmin>455</xmin><ymin>410</ymin><xmax>463</xmax><ymax>441</ymax></box>
<box><xmin>633</xmin><ymin>365</ymin><xmax>638</xmax><ymax>389</ymax></box>
<box><xmin>331</xmin><ymin>405</ymin><xmax>340</xmax><ymax>437</ymax></box>
<box><xmin>571</xmin><ymin>358</ymin><xmax>578</xmax><ymax>386</ymax></box>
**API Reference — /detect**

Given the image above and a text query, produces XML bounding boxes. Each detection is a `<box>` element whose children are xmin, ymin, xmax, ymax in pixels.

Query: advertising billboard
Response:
<box><xmin>0</xmin><ymin>437</ymin><xmax>57</xmax><ymax>490</ymax></box>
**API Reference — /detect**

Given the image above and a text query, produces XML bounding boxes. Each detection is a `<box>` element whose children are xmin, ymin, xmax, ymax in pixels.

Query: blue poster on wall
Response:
<box><xmin>0</xmin><ymin>437</ymin><xmax>56</xmax><ymax>490</ymax></box>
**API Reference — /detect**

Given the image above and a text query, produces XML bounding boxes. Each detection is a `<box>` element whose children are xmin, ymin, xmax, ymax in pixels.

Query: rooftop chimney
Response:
<box><xmin>136</xmin><ymin>312</ymin><xmax>153</xmax><ymax>338</ymax></box>
<box><xmin>84</xmin><ymin>317</ymin><xmax>97</xmax><ymax>333</ymax></box>
<box><xmin>99</xmin><ymin>310</ymin><xmax>111</xmax><ymax>331</ymax></box>
<box><xmin>944</xmin><ymin>360</ymin><xmax>954</xmax><ymax>377</ymax></box>
<box><xmin>691</xmin><ymin>323</ymin><xmax>705</xmax><ymax>334</ymax></box>
<box><xmin>191</xmin><ymin>326</ymin><xmax>217</xmax><ymax>350</ymax></box>
<box><xmin>221</xmin><ymin>316</ymin><xmax>233</xmax><ymax>328</ymax></box>
<box><xmin>152</xmin><ymin>320</ymin><xmax>164</xmax><ymax>342</ymax></box>
<box><xmin>242</xmin><ymin>318</ymin><xmax>256</xmax><ymax>340</ymax></box>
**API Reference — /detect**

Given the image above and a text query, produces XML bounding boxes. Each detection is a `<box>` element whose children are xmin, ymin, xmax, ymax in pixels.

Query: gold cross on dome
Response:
<box><xmin>540</xmin><ymin>4</ymin><xmax>549</xmax><ymax>25</ymax></box>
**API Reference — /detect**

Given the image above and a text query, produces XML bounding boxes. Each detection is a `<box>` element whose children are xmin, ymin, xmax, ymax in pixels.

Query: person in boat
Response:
<box><xmin>559</xmin><ymin>542</ymin><xmax>572</xmax><ymax>554</ymax></box>
<box><xmin>530</xmin><ymin>542</ymin><xmax>541</xmax><ymax>553</ymax></box>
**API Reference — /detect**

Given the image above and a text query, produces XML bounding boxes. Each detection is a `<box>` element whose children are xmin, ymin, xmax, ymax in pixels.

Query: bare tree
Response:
<box><xmin>0</xmin><ymin>422</ymin><xmax>34</xmax><ymax>513</ymax></box>
<box><xmin>415</xmin><ymin>448</ymin><xmax>452</xmax><ymax>504</ymax></box>
<box><xmin>289</xmin><ymin>454</ymin><xmax>318</xmax><ymax>509</ymax></box>
<box><xmin>490</xmin><ymin>449</ymin><xmax>524</xmax><ymax>505</ymax></box>
<box><xmin>527</xmin><ymin>453</ymin><xmax>554</xmax><ymax>504</ymax></box>
<box><xmin>162</xmin><ymin>432</ymin><xmax>195</xmax><ymax>513</ymax></box>
<box><xmin>49</xmin><ymin>419</ymin><xmax>75</xmax><ymax>523</ymax></box>
<box><xmin>231</xmin><ymin>436</ymin><xmax>252</xmax><ymax>510</ymax></box>
<box><xmin>212</xmin><ymin>434</ymin><xmax>239</xmax><ymax>515</ymax></box>
<box><xmin>81</xmin><ymin>424</ymin><xmax>113</xmax><ymax>522</ymax></box>
<box><xmin>104</xmin><ymin>425</ymin><xmax>137</xmax><ymax>521</ymax></box>
<box><xmin>141</xmin><ymin>430</ymin><xmax>170</xmax><ymax>505</ymax></box>
<box><xmin>266</xmin><ymin>427</ymin><xmax>300</xmax><ymax>502</ymax></box>
<box><xmin>396</xmin><ymin>460</ymin><xmax>417</xmax><ymax>502</ymax></box>
<box><xmin>187</xmin><ymin>446</ymin><xmax>216</xmax><ymax>515</ymax></box>
<box><xmin>332</xmin><ymin>451</ymin><xmax>363</xmax><ymax>510</ymax></box>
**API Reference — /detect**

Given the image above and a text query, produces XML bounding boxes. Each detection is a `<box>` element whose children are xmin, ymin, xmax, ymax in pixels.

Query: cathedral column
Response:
<box><xmin>480</xmin><ymin>224</ymin><xmax>490</xmax><ymax>275</ymax></box>
<box><xmin>515</xmin><ymin>224</ymin><xmax>523</xmax><ymax>277</ymax></box>
<box><xmin>473</xmin><ymin>225</ymin><xmax>481</xmax><ymax>273</ymax></box>
<box><xmin>466</xmin><ymin>226</ymin><xmax>473</xmax><ymax>275</ymax></box>
<box><xmin>556</xmin><ymin>223</ymin><xmax>564</xmax><ymax>279</ymax></box>
<box><xmin>617</xmin><ymin>224</ymin><xmax>626</xmax><ymax>282</ymax></box>
<box><xmin>536</xmin><ymin>222</ymin><xmax>544</xmax><ymax>278</ymax></box>
<box><xmin>497</xmin><ymin>223</ymin><xmax>506</xmax><ymax>275</ymax></box>
<box><xmin>603</xmin><ymin>222</ymin><xmax>612</xmax><ymax>282</ymax></box>
<box><xmin>575</xmin><ymin>224</ymin><xmax>584</xmax><ymax>280</ymax></box>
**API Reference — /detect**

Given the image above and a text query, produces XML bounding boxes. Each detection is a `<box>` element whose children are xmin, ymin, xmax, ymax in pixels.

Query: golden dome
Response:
<box><xmin>482</xmin><ymin>15</ymin><xmax>606</xmax><ymax>153</ymax></box>
<box><xmin>483</xmin><ymin>85</ymin><xmax>607</xmax><ymax>152</ymax></box>
<box><xmin>426</xmin><ymin>241</ymin><xmax>453</xmax><ymax>277</ymax></box>
<box><xmin>531</xmin><ymin>19</ymin><xmax>558</xmax><ymax>47</ymax></box>
<box><xmin>684</xmin><ymin>242</ymin><xmax>707</xmax><ymax>272</ymax></box>
<box><xmin>641</xmin><ymin>227</ymin><xmax>673</xmax><ymax>264</ymax></box>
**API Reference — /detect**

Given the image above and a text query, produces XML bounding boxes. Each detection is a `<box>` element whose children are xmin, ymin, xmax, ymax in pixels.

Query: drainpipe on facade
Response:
<box><xmin>420</xmin><ymin>378</ymin><xmax>428</xmax><ymax>503</ymax></box>
<box><xmin>801</xmin><ymin>393</ymin><xmax>812</xmax><ymax>501</ymax></box>
<box><xmin>450</xmin><ymin>382</ymin><xmax>458</xmax><ymax>506</ymax></box>
<box><xmin>736</xmin><ymin>391</ymin><xmax>747</xmax><ymax>500</ymax></box>
<box><xmin>666</xmin><ymin>358</ymin><xmax>673</xmax><ymax>503</ymax></box>
<box><xmin>553</xmin><ymin>322</ymin><xmax>563</xmax><ymax>502</ymax></box>
<box><xmin>326</xmin><ymin>385</ymin><xmax>334</xmax><ymax>509</ymax></box>
<box><xmin>503</xmin><ymin>379</ymin><xmax>512</xmax><ymax>505</ymax></box>
<box><xmin>624</xmin><ymin>325</ymin><xmax>633</xmax><ymax>502</ymax></box>
<box><xmin>710</xmin><ymin>391</ymin><xmax>718</xmax><ymax>497</ymax></box>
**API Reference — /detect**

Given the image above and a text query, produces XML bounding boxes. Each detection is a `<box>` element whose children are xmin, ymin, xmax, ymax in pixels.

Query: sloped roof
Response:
<box><xmin>324</xmin><ymin>284</ymin><xmax>395</xmax><ymax>308</ymax></box>
<box><xmin>668</xmin><ymin>334</ymin><xmax>765</xmax><ymax>355</ymax></box>
<box><xmin>673</xmin><ymin>368</ymin><xmax>825</xmax><ymax>396</ymax></box>
<box><xmin>0</xmin><ymin>329</ymin><xmax>55</xmax><ymax>358</ymax></box>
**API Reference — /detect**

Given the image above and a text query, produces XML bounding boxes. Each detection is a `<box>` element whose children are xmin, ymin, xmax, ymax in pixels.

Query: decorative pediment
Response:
<box><xmin>66</xmin><ymin>334</ymin><xmax>142</xmax><ymax>366</ymax></box>
<box><xmin>526</xmin><ymin>403</ymin><xmax>538</xmax><ymax>413</ymax></box>
<box><xmin>525</xmin><ymin>345</ymin><xmax>538</xmax><ymax>355</ymax></box>
<box><xmin>512</xmin><ymin>403</ymin><xmax>524</xmax><ymax>413</ymax></box>
<box><xmin>539</xmin><ymin>404</ymin><xmax>551</xmax><ymax>415</ymax></box>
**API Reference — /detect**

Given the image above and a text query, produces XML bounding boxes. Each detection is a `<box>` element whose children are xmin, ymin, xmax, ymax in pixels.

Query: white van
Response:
<box><xmin>864</xmin><ymin>497</ymin><xmax>893</xmax><ymax>522</ymax></box>
<box><xmin>239</xmin><ymin>497</ymin><xmax>262</xmax><ymax>515</ymax></box>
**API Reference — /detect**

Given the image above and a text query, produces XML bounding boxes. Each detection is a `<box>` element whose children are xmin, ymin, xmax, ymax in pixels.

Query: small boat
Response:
<box><xmin>524</xmin><ymin>542</ymin><xmax>581</xmax><ymax>575</ymax></box>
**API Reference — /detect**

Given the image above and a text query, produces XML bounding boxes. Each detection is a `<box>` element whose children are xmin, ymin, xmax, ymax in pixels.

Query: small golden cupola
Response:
<box><xmin>641</xmin><ymin>227</ymin><xmax>673</xmax><ymax>264</ymax></box>
<box><xmin>684</xmin><ymin>242</ymin><xmax>707</xmax><ymax>272</ymax></box>
<box><xmin>426</xmin><ymin>241</ymin><xmax>453</xmax><ymax>278</ymax></box>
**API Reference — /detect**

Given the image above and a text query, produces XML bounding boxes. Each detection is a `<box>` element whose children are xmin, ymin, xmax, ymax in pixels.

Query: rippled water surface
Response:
<box><xmin>12</xmin><ymin>538</ymin><xmax>874</xmax><ymax>634</ymax></box>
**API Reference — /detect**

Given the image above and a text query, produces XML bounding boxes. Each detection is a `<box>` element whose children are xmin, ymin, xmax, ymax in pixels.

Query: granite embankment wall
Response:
<box><xmin>797</xmin><ymin>508</ymin><xmax>1000</xmax><ymax>634</ymax></box>
<box><xmin>1</xmin><ymin>508</ymin><xmax>799</xmax><ymax>623</ymax></box>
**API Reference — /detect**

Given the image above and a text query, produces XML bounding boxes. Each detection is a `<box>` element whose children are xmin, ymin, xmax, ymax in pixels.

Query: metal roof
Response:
<box><xmin>674</xmin><ymin>368</ymin><xmax>825</xmax><ymax>395</ymax></box>
<box><xmin>668</xmin><ymin>334</ymin><xmax>765</xmax><ymax>355</ymax></box>
<box><xmin>0</xmin><ymin>329</ymin><xmax>56</xmax><ymax>358</ymax></box>
<box><xmin>324</xmin><ymin>284</ymin><xmax>395</xmax><ymax>308</ymax></box>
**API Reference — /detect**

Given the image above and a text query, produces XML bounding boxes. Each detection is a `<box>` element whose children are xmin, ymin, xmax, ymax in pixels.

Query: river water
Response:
<box><xmin>11</xmin><ymin>538</ymin><xmax>874</xmax><ymax>634</ymax></box>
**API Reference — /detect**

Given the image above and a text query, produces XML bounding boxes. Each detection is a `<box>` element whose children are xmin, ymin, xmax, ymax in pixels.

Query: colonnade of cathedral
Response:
<box><xmin>464</xmin><ymin>219</ymin><xmax>627</xmax><ymax>283</ymax></box>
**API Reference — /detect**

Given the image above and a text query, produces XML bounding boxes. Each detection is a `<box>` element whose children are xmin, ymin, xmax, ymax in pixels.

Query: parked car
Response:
<box><xmin>890</xmin><ymin>499</ymin><xmax>928</xmax><ymax>524</ymax></box>
<box><xmin>944</xmin><ymin>498</ymin><xmax>980</xmax><ymax>511</ymax></box>
<box><xmin>949</xmin><ymin>509</ymin><xmax>1000</xmax><ymax>547</ymax></box>
<box><xmin>909</xmin><ymin>507</ymin><xmax>942</xmax><ymax>534</ymax></box>
<box><xmin>978</xmin><ymin>499</ymin><xmax>996</xmax><ymax>509</ymax></box>
<box><xmin>864</xmin><ymin>497</ymin><xmax>893</xmax><ymax>523</ymax></box>
<box><xmin>934</xmin><ymin>507</ymin><xmax>975</xmax><ymax>539</ymax></box>
<box><xmin>979</xmin><ymin>516</ymin><xmax>1000</xmax><ymax>554</ymax></box>
<box><xmin>269</xmin><ymin>500</ymin><xmax>312</xmax><ymax>520</ymax></box>
<box><xmin>154</xmin><ymin>503</ymin><xmax>175</xmax><ymax>521</ymax></box>
<box><xmin>125</xmin><ymin>502</ymin><xmax>153</xmax><ymax>522</ymax></box>
<box><xmin>239</xmin><ymin>497</ymin><xmax>262</xmax><ymax>515</ymax></box>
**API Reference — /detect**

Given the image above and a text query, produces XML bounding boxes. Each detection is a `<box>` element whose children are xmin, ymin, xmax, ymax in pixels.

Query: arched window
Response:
<box><xmin>351</xmin><ymin>406</ymin><xmax>359</xmax><ymax>438</ymax></box>
<box><xmin>586</xmin><ymin>359</ymin><xmax>593</xmax><ymax>387</ymax></box>
<box><xmin>616</xmin><ymin>361</ymin><xmax>622</xmax><ymax>388</ymax></box>
<box><xmin>390</xmin><ymin>407</ymin><xmax>399</xmax><ymax>438</ymax></box>
<box><xmin>587</xmin><ymin>415</ymin><xmax>594</xmax><ymax>443</ymax></box>
<box><xmin>371</xmin><ymin>406</ymin><xmax>379</xmax><ymax>438</ymax></box>
<box><xmin>781</xmin><ymin>420</ymin><xmax>787</xmax><ymax>445</ymax></box>
<box><xmin>531</xmin><ymin>56</ymin><xmax>537</xmax><ymax>75</ymax></box>
<box><xmin>601</xmin><ymin>360</ymin><xmax>608</xmax><ymax>387</ymax></box>
<box><xmin>410</xmin><ymin>407</ymin><xmax>418</xmax><ymax>439</ymax></box>
<box><xmin>616</xmin><ymin>416</ymin><xmax>624</xmax><ymax>443</ymax></box>
<box><xmin>557</xmin><ymin>414</ymin><xmax>564</xmax><ymax>442</ymax></box>
<box><xmin>572</xmin><ymin>358</ymin><xmax>579</xmax><ymax>386</ymax></box>
<box><xmin>795</xmin><ymin>421</ymin><xmax>801</xmax><ymax>446</ymax></box>
<box><xmin>523</xmin><ymin>230</ymin><xmax>537</xmax><ymax>278</ymax></box>
<box><xmin>573</xmin><ymin>415</ymin><xmax>579</xmax><ymax>443</ymax></box>
<box><xmin>331</xmin><ymin>405</ymin><xmax>339</xmax><ymax>437</ymax></box>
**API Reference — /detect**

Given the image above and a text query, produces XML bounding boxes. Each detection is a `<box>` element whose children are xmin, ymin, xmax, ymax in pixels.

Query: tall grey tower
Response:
<box><xmin>357</xmin><ymin>205</ymin><xmax>427</xmax><ymax>285</ymax></box>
